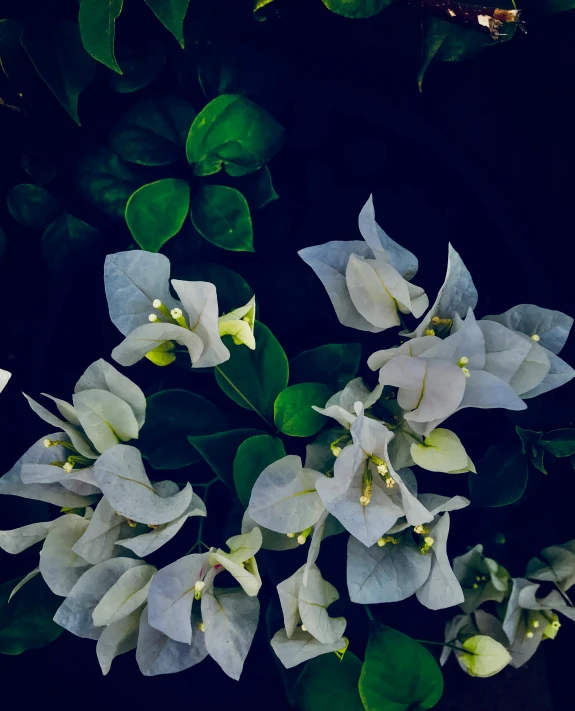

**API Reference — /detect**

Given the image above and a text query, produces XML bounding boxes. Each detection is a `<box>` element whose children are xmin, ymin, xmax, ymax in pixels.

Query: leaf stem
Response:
<box><xmin>414</xmin><ymin>639</ymin><xmax>475</xmax><ymax>654</ymax></box>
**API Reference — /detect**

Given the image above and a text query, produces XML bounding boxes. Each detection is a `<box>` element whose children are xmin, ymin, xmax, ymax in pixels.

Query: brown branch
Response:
<box><xmin>401</xmin><ymin>0</ymin><xmax>522</xmax><ymax>39</ymax></box>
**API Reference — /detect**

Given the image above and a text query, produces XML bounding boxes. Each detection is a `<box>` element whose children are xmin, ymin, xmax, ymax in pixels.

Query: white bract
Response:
<box><xmin>312</xmin><ymin>377</ymin><xmax>383</xmax><ymax>430</ymax></box>
<box><xmin>453</xmin><ymin>544</ymin><xmax>509</xmax><ymax>613</ymax></box>
<box><xmin>104</xmin><ymin>250</ymin><xmax>230</xmax><ymax>368</ymax></box>
<box><xmin>218</xmin><ymin>295</ymin><xmax>257</xmax><ymax>349</ymax></box>
<box><xmin>298</xmin><ymin>195</ymin><xmax>427</xmax><ymax>332</ymax></box>
<box><xmin>208</xmin><ymin>527</ymin><xmax>263</xmax><ymax>596</ymax></box>
<box><xmin>525</xmin><ymin>539</ymin><xmax>575</xmax><ymax>592</ymax></box>
<box><xmin>0</xmin><ymin>367</ymin><xmax>11</xmax><ymax>394</ymax></box>
<box><xmin>410</xmin><ymin>428</ymin><xmax>475</xmax><ymax>474</ymax></box>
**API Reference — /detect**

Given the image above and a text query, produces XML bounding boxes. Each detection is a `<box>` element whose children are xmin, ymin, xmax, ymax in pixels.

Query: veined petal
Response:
<box><xmin>484</xmin><ymin>304</ymin><xmax>573</xmax><ymax>355</ymax></box>
<box><xmin>410</xmin><ymin>429</ymin><xmax>470</xmax><ymax>474</ymax></box>
<box><xmin>270</xmin><ymin>627</ymin><xmax>345</xmax><ymax>669</ymax></box>
<box><xmin>479</xmin><ymin>321</ymin><xmax>532</xmax><ymax>384</ymax></box>
<box><xmin>0</xmin><ymin>517</ymin><xmax>65</xmax><ymax>554</ymax></box>
<box><xmin>298</xmin><ymin>564</ymin><xmax>346</xmax><ymax>645</ymax></box>
<box><xmin>72</xmin><ymin>497</ymin><xmax>135</xmax><ymax>565</ymax></box>
<box><xmin>111</xmin><ymin>322</ymin><xmax>204</xmax><ymax>367</ymax></box>
<box><xmin>92</xmin><ymin>564</ymin><xmax>156</xmax><ymax>626</ymax></box>
<box><xmin>73</xmin><ymin>390</ymin><xmax>140</xmax><ymax>454</ymax></box>
<box><xmin>367</xmin><ymin>336</ymin><xmax>441</xmax><ymax>372</ymax></box>
<box><xmin>346</xmin><ymin>255</ymin><xmax>401</xmax><ymax>330</ymax></box>
<box><xmin>521</xmin><ymin>348</ymin><xmax>575</xmax><ymax>399</ymax></box>
<box><xmin>459</xmin><ymin>370</ymin><xmax>527</xmax><ymax>411</ymax></box>
<box><xmin>39</xmin><ymin>514</ymin><xmax>92</xmax><ymax>596</ymax></box>
<box><xmin>415</xmin><ymin>513</ymin><xmax>463</xmax><ymax>610</ymax></box>
<box><xmin>0</xmin><ymin>368</ymin><xmax>11</xmax><ymax>394</ymax></box>
<box><xmin>96</xmin><ymin>608</ymin><xmax>142</xmax><ymax>676</ymax></box>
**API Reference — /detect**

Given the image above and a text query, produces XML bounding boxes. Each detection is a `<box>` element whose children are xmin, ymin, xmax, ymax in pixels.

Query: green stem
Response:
<box><xmin>364</xmin><ymin>605</ymin><xmax>375</xmax><ymax>622</ymax></box>
<box><xmin>414</xmin><ymin>639</ymin><xmax>475</xmax><ymax>654</ymax></box>
<box><xmin>185</xmin><ymin>478</ymin><xmax>218</xmax><ymax>554</ymax></box>
<box><xmin>215</xmin><ymin>365</ymin><xmax>274</xmax><ymax>429</ymax></box>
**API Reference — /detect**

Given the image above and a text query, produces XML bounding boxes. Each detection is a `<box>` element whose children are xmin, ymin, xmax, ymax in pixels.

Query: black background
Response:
<box><xmin>1</xmin><ymin>1</ymin><xmax>574</xmax><ymax>708</ymax></box>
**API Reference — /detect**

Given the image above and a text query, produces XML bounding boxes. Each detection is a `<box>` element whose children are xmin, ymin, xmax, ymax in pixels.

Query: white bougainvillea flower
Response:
<box><xmin>452</xmin><ymin>544</ymin><xmax>510</xmax><ymax>614</ymax></box>
<box><xmin>39</xmin><ymin>510</ymin><xmax>93</xmax><ymax>596</ymax></box>
<box><xmin>312</xmin><ymin>377</ymin><xmax>383</xmax><ymax>430</ymax></box>
<box><xmin>147</xmin><ymin>553</ymin><xmax>209</xmax><ymax>644</ymax></box>
<box><xmin>410</xmin><ymin>428</ymin><xmax>475</xmax><ymax>474</ymax></box>
<box><xmin>0</xmin><ymin>367</ymin><xmax>11</xmax><ymax>394</ymax></box>
<box><xmin>459</xmin><ymin>636</ymin><xmax>512</xmax><ymax>678</ymax></box>
<box><xmin>405</xmin><ymin>244</ymin><xmax>478</xmax><ymax>338</ymax></box>
<box><xmin>270</xmin><ymin>628</ymin><xmax>346</xmax><ymax>669</ymax></box>
<box><xmin>54</xmin><ymin>557</ymin><xmax>147</xmax><ymax>640</ymax></box>
<box><xmin>526</xmin><ymin>540</ymin><xmax>575</xmax><ymax>592</ymax></box>
<box><xmin>136</xmin><ymin>605</ymin><xmax>207</xmax><ymax>676</ymax></box>
<box><xmin>0</xmin><ymin>433</ymin><xmax>98</xmax><ymax>508</ymax></box>
<box><xmin>92</xmin><ymin>445</ymin><xmax>193</xmax><ymax>526</ymax></box>
<box><xmin>248</xmin><ymin>455</ymin><xmax>326</xmax><ymax>535</ymax></box>
<box><xmin>105</xmin><ymin>250</ymin><xmax>229</xmax><ymax>368</ymax></box>
<box><xmin>208</xmin><ymin>527</ymin><xmax>263</xmax><ymax>597</ymax></box>
<box><xmin>483</xmin><ymin>304</ymin><xmax>574</xmax><ymax>398</ymax></box>
<box><xmin>218</xmin><ymin>296</ymin><xmax>256</xmax><ymax>350</ymax></box>
<box><xmin>97</xmin><ymin>608</ymin><xmax>142</xmax><ymax>675</ymax></box>
<box><xmin>378</xmin><ymin>310</ymin><xmax>526</xmax><ymax>436</ymax></box>
<box><xmin>92</xmin><ymin>563</ymin><xmax>156</xmax><ymax>627</ymax></box>
<box><xmin>347</xmin><ymin>495</ymin><xmax>469</xmax><ymax>608</ymax></box>
<box><xmin>298</xmin><ymin>195</ymin><xmax>426</xmax><ymax>332</ymax></box>
<box><xmin>502</xmin><ymin>578</ymin><xmax>575</xmax><ymax>668</ymax></box>
<box><xmin>0</xmin><ymin>513</ymin><xmax>73</xmax><ymax>554</ymax></box>
<box><xmin>201</xmin><ymin>567</ymin><xmax>260</xmax><ymax>680</ymax></box>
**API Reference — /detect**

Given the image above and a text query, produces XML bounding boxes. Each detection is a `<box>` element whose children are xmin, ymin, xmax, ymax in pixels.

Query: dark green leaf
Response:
<box><xmin>126</xmin><ymin>178</ymin><xmax>190</xmax><ymax>252</ymax></box>
<box><xmin>7</xmin><ymin>184</ymin><xmax>62</xmax><ymax>230</ymax></box>
<box><xmin>73</xmin><ymin>147</ymin><xmax>144</xmax><ymax>220</ymax></box>
<box><xmin>186</xmin><ymin>94</ymin><xmax>285</xmax><ymax>177</ymax></box>
<box><xmin>0</xmin><ymin>574</ymin><xmax>63</xmax><ymax>655</ymax></box>
<box><xmin>540</xmin><ymin>429</ymin><xmax>575</xmax><ymax>458</ymax></box>
<box><xmin>110</xmin><ymin>95</ymin><xmax>196</xmax><ymax>166</ymax></box>
<box><xmin>359</xmin><ymin>624</ymin><xmax>443</xmax><ymax>711</ymax></box>
<box><xmin>79</xmin><ymin>0</ymin><xmax>123</xmax><ymax>73</ymax></box>
<box><xmin>170</xmin><ymin>262</ymin><xmax>253</xmax><ymax>313</ymax></box>
<box><xmin>290</xmin><ymin>343</ymin><xmax>362</xmax><ymax>389</ymax></box>
<box><xmin>42</xmin><ymin>214</ymin><xmax>103</xmax><ymax>274</ymax></box>
<box><xmin>469</xmin><ymin>445</ymin><xmax>529</xmax><ymax>507</ymax></box>
<box><xmin>144</xmin><ymin>0</ymin><xmax>190</xmax><ymax>48</ymax></box>
<box><xmin>188</xmin><ymin>428</ymin><xmax>265</xmax><ymax>487</ymax></box>
<box><xmin>191</xmin><ymin>185</ymin><xmax>253</xmax><ymax>252</ymax></box>
<box><xmin>274</xmin><ymin>383</ymin><xmax>334</xmax><ymax>437</ymax></box>
<box><xmin>515</xmin><ymin>426</ymin><xmax>546</xmax><ymax>473</ymax></box>
<box><xmin>138</xmin><ymin>389</ymin><xmax>229</xmax><ymax>470</ymax></box>
<box><xmin>233</xmin><ymin>434</ymin><xmax>286</xmax><ymax>508</ymax></box>
<box><xmin>235</xmin><ymin>166</ymin><xmax>279</xmax><ymax>211</ymax></box>
<box><xmin>21</xmin><ymin>21</ymin><xmax>97</xmax><ymax>125</ymax></box>
<box><xmin>322</xmin><ymin>0</ymin><xmax>391</xmax><ymax>18</ymax></box>
<box><xmin>109</xmin><ymin>39</ymin><xmax>166</xmax><ymax>93</ymax></box>
<box><xmin>295</xmin><ymin>652</ymin><xmax>364</xmax><ymax>711</ymax></box>
<box><xmin>215</xmin><ymin>322</ymin><xmax>288</xmax><ymax>422</ymax></box>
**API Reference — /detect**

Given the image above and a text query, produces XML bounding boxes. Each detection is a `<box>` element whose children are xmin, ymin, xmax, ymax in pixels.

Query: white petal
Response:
<box><xmin>303</xmin><ymin>510</ymin><xmax>329</xmax><ymax>586</ymax></box>
<box><xmin>411</xmin><ymin>429</ymin><xmax>469</xmax><ymax>474</ymax></box>
<box><xmin>367</xmin><ymin>337</ymin><xmax>441</xmax><ymax>371</ymax></box>
<box><xmin>277</xmin><ymin>567</ymin><xmax>304</xmax><ymax>638</ymax></box>
<box><xmin>415</xmin><ymin>513</ymin><xmax>463</xmax><ymax>610</ymax></box>
<box><xmin>96</xmin><ymin>608</ymin><xmax>142</xmax><ymax>675</ymax></box>
<box><xmin>241</xmin><ymin>510</ymin><xmax>300</xmax><ymax>552</ymax></box>
<box><xmin>347</xmin><ymin>534</ymin><xmax>431</xmax><ymax>604</ymax></box>
<box><xmin>339</xmin><ymin>377</ymin><xmax>382</xmax><ymax>411</ymax></box>
<box><xmin>75</xmin><ymin>359</ymin><xmax>146</xmax><ymax>429</ymax></box>
<box><xmin>459</xmin><ymin>370</ymin><xmax>527</xmax><ymax>412</ymax></box>
<box><xmin>509</xmin><ymin>336</ymin><xmax>550</xmax><ymax>396</ymax></box>
<box><xmin>312</xmin><ymin>404</ymin><xmax>356</xmax><ymax>429</ymax></box>
<box><xmin>0</xmin><ymin>368</ymin><xmax>11</xmax><ymax>394</ymax></box>
<box><xmin>72</xmin><ymin>497</ymin><xmax>132</xmax><ymax>565</ymax></box>
<box><xmin>270</xmin><ymin>628</ymin><xmax>345</xmax><ymax>669</ymax></box>
<box><xmin>93</xmin><ymin>445</ymin><xmax>193</xmax><ymax>525</ymax></box>
<box><xmin>346</xmin><ymin>255</ymin><xmax>400</xmax><ymax>330</ymax></box>
<box><xmin>298</xmin><ymin>241</ymin><xmax>380</xmax><ymax>332</ymax></box>
<box><xmin>92</xmin><ymin>564</ymin><xmax>156</xmax><ymax>626</ymax></box>
<box><xmin>484</xmin><ymin>304</ymin><xmax>573</xmax><ymax>355</ymax></box>
<box><xmin>104</xmin><ymin>251</ymin><xmax>179</xmax><ymax>336</ymax></box>
<box><xmin>0</xmin><ymin>517</ymin><xmax>64</xmax><ymax>554</ymax></box>
<box><xmin>41</xmin><ymin>394</ymin><xmax>80</xmax><ymax>425</ymax></box>
<box><xmin>521</xmin><ymin>348</ymin><xmax>575</xmax><ymax>399</ymax></box>
<box><xmin>111</xmin><ymin>322</ymin><xmax>204</xmax><ymax>367</ymax></box>
<box><xmin>298</xmin><ymin>565</ymin><xmax>346</xmax><ymax>644</ymax></box>
<box><xmin>210</xmin><ymin>552</ymin><xmax>262</xmax><ymax>597</ymax></box>
<box><xmin>479</xmin><ymin>321</ymin><xmax>531</xmax><ymax>384</ymax></box>
<box><xmin>73</xmin><ymin>390</ymin><xmax>139</xmax><ymax>453</ymax></box>
<box><xmin>39</xmin><ymin>514</ymin><xmax>91</xmax><ymax>596</ymax></box>
<box><xmin>248</xmin><ymin>455</ymin><xmax>325</xmax><ymax>534</ymax></box>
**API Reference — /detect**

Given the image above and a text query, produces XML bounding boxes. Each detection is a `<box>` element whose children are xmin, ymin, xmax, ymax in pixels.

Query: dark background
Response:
<box><xmin>1</xmin><ymin>1</ymin><xmax>574</xmax><ymax>708</ymax></box>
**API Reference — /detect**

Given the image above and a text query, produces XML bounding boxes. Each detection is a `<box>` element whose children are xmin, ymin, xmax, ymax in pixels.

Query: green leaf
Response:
<box><xmin>73</xmin><ymin>146</ymin><xmax>144</xmax><ymax>220</ymax></box>
<box><xmin>295</xmin><ymin>652</ymin><xmax>364</xmax><ymax>711</ymax></box>
<box><xmin>515</xmin><ymin>426</ymin><xmax>546</xmax><ymax>474</ymax></box>
<box><xmin>79</xmin><ymin>0</ymin><xmax>124</xmax><ymax>74</ymax></box>
<box><xmin>125</xmin><ymin>178</ymin><xmax>190</xmax><ymax>252</ymax></box>
<box><xmin>188</xmin><ymin>428</ymin><xmax>265</xmax><ymax>487</ymax></box>
<box><xmin>186</xmin><ymin>94</ymin><xmax>285</xmax><ymax>177</ymax></box>
<box><xmin>138</xmin><ymin>389</ymin><xmax>229</xmax><ymax>470</ymax></box>
<box><xmin>322</xmin><ymin>0</ymin><xmax>391</xmax><ymax>17</ymax></box>
<box><xmin>274</xmin><ymin>383</ymin><xmax>334</xmax><ymax>437</ymax></box>
<box><xmin>41</xmin><ymin>214</ymin><xmax>103</xmax><ymax>274</ymax></box>
<box><xmin>21</xmin><ymin>21</ymin><xmax>97</xmax><ymax>125</ymax></box>
<box><xmin>144</xmin><ymin>0</ymin><xmax>190</xmax><ymax>48</ymax></box>
<box><xmin>540</xmin><ymin>429</ymin><xmax>575</xmax><ymax>458</ymax></box>
<box><xmin>233</xmin><ymin>434</ymin><xmax>286</xmax><ymax>508</ymax></box>
<box><xmin>109</xmin><ymin>95</ymin><xmax>196</xmax><ymax>166</ymax></box>
<box><xmin>235</xmin><ymin>166</ymin><xmax>279</xmax><ymax>211</ymax></box>
<box><xmin>0</xmin><ymin>574</ymin><xmax>63</xmax><ymax>655</ymax></box>
<box><xmin>7</xmin><ymin>184</ymin><xmax>62</xmax><ymax>230</ymax></box>
<box><xmin>290</xmin><ymin>343</ymin><xmax>362</xmax><ymax>389</ymax></box>
<box><xmin>170</xmin><ymin>262</ymin><xmax>253</xmax><ymax>313</ymax></box>
<box><xmin>109</xmin><ymin>39</ymin><xmax>166</xmax><ymax>93</ymax></box>
<box><xmin>191</xmin><ymin>185</ymin><xmax>253</xmax><ymax>252</ymax></box>
<box><xmin>215</xmin><ymin>322</ymin><xmax>288</xmax><ymax>422</ymax></box>
<box><xmin>359</xmin><ymin>624</ymin><xmax>443</xmax><ymax>711</ymax></box>
<box><xmin>469</xmin><ymin>445</ymin><xmax>529</xmax><ymax>507</ymax></box>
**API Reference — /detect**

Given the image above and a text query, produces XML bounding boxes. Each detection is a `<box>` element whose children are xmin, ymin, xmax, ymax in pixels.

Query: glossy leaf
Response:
<box><xmin>41</xmin><ymin>214</ymin><xmax>103</xmax><ymax>274</ymax></box>
<box><xmin>540</xmin><ymin>429</ymin><xmax>575</xmax><ymax>458</ymax></box>
<box><xmin>144</xmin><ymin>0</ymin><xmax>190</xmax><ymax>48</ymax></box>
<box><xmin>191</xmin><ymin>185</ymin><xmax>253</xmax><ymax>252</ymax></box>
<box><xmin>109</xmin><ymin>39</ymin><xmax>166</xmax><ymax>93</ymax></box>
<box><xmin>359</xmin><ymin>624</ymin><xmax>443</xmax><ymax>710</ymax></box>
<box><xmin>110</xmin><ymin>95</ymin><xmax>196</xmax><ymax>166</ymax></box>
<box><xmin>7</xmin><ymin>184</ymin><xmax>62</xmax><ymax>230</ymax></box>
<box><xmin>233</xmin><ymin>434</ymin><xmax>286</xmax><ymax>508</ymax></box>
<box><xmin>186</xmin><ymin>94</ymin><xmax>285</xmax><ymax>177</ymax></box>
<box><xmin>215</xmin><ymin>322</ymin><xmax>289</xmax><ymax>421</ymax></box>
<box><xmin>322</xmin><ymin>0</ymin><xmax>391</xmax><ymax>18</ymax></box>
<box><xmin>274</xmin><ymin>383</ymin><xmax>335</xmax><ymax>437</ymax></box>
<box><xmin>290</xmin><ymin>343</ymin><xmax>362</xmax><ymax>389</ymax></box>
<box><xmin>138</xmin><ymin>389</ymin><xmax>229</xmax><ymax>470</ymax></box>
<box><xmin>189</xmin><ymin>428</ymin><xmax>265</xmax><ymax>488</ymax></box>
<box><xmin>125</xmin><ymin>179</ymin><xmax>190</xmax><ymax>252</ymax></box>
<box><xmin>469</xmin><ymin>445</ymin><xmax>529</xmax><ymax>507</ymax></box>
<box><xmin>0</xmin><ymin>574</ymin><xmax>63</xmax><ymax>655</ymax></box>
<box><xmin>21</xmin><ymin>21</ymin><xmax>97</xmax><ymax>125</ymax></box>
<box><xmin>79</xmin><ymin>0</ymin><xmax>124</xmax><ymax>73</ymax></box>
<box><xmin>515</xmin><ymin>426</ymin><xmax>546</xmax><ymax>474</ymax></box>
<box><xmin>295</xmin><ymin>651</ymin><xmax>364</xmax><ymax>711</ymax></box>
